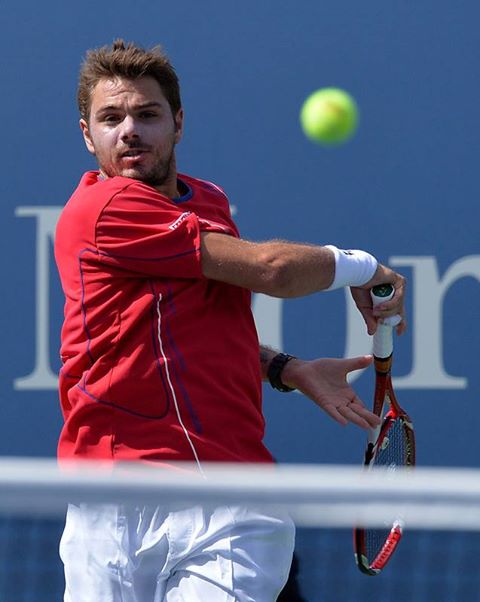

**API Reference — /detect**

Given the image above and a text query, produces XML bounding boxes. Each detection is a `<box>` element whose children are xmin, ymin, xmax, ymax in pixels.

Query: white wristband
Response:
<box><xmin>325</xmin><ymin>245</ymin><xmax>378</xmax><ymax>290</ymax></box>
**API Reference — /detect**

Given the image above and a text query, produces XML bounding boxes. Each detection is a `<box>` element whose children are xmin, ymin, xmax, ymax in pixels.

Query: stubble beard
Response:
<box><xmin>139</xmin><ymin>148</ymin><xmax>176</xmax><ymax>188</ymax></box>
<box><xmin>99</xmin><ymin>142</ymin><xmax>176</xmax><ymax>188</ymax></box>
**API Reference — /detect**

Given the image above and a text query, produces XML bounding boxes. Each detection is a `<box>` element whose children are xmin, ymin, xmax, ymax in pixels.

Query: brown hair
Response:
<box><xmin>77</xmin><ymin>39</ymin><xmax>181</xmax><ymax>122</ymax></box>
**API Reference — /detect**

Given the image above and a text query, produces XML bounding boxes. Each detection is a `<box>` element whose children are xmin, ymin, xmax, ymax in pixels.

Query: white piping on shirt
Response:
<box><xmin>156</xmin><ymin>293</ymin><xmax>205</xmax><ymax>477</ymax></box>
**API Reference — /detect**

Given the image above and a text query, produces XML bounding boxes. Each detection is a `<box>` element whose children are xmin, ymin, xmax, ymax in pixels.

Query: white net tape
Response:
<box><xmin>1</xmin><ymin>458</ymin><xmax>479</xmax><ymax>530</ymax></box>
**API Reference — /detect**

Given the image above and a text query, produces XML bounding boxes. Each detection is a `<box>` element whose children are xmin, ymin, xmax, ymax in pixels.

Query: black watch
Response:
<box><xmin>267</xmin><ymin>353</ymin><xmax>296</xmax><ymax>392</ymax></box>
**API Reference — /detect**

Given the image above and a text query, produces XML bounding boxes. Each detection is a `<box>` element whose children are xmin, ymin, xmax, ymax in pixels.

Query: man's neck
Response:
<box><xmin>154</xmin><ymin>172</ymin><xmax>180</xmax><ymax>198</ymax></box>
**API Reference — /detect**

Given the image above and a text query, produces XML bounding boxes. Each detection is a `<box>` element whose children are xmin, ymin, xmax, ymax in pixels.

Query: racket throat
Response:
<box><xmin>374</xmin><ymin>355</ymin><xmax>393</xmax><ymax>375</ymax></box>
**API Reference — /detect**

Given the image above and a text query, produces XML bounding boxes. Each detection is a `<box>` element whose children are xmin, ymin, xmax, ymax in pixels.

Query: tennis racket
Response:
<box><xmin>354</xmin><ymin>283</ymin><xmax>415</xmax><ymax>576</ymax></box>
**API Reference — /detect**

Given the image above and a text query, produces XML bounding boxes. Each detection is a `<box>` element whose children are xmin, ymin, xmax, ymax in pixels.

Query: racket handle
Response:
<box><xmin>371</xmin><ymin>284</ymin><xmax>401</xmax><ymax>359</ymax></box>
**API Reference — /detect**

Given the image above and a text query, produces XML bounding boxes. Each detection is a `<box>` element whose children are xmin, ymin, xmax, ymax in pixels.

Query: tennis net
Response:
<box><xmin>1</xmin><ymin>458</ymin><xmax>479</xmax><ymax>602</ymax></box>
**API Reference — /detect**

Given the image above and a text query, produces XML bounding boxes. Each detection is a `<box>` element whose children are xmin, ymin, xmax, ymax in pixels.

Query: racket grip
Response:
<box><xmin>371</xmin><ymin>284</ymin><xmax>398</xmax><ymax>359</ymax></box>
<box><xmin>372</xmin><ymin>323</ymin><xmax>393</xmax><ymax>359</ymax></box>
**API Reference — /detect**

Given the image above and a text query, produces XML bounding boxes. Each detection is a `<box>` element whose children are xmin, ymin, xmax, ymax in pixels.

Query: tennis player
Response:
<box><xmin>54</xmin><ymin>40</ymin><xmax>406</xmax><ymax>602</ymax></box>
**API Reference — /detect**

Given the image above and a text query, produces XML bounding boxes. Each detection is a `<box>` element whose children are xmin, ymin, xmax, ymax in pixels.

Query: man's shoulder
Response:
<box><xmin>63</xmin><ymin>174</ymin><xmax>165</xmax><ymax>222</ymax></box>
<box><xmin>71</xmin><ymin>172</ymin><xmax>148</xmax><ymax>201</ymax></box>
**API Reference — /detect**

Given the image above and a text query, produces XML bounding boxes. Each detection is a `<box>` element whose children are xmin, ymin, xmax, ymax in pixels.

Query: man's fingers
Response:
<box><xmin>355</xmin><ymin>407</ymin><xmax>381</xmax><ymax>428</ymax></box>
<box><xmin>328</xmin><ymin>398</ymin><xmax>380</xmax><ymax>430</ymax></box>
<box><xmin>396</xmin><ymin>318</ymin><xmax>407</xmax><ymax>336</ymax></box>
<box><xmin>356</xmin><ymin>305</ymin><xmax>377</xmax><ymax>335</ymax></box>
<box><xmin>337</xmin><ymin>404</ymin><xmax>371</xmax><ymax>429</ymax></box>
<box><xmin>343</xmin><ymin>355</ymin><xmax>373</xmax><ymax>373</ymax></box>
<box><xmin>323</xmin><ymin>404</ymin><xmax>349</xmax><ymax>426</ymax></box>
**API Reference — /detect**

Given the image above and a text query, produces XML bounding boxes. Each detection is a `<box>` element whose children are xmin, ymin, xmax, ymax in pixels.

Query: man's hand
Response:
<box><xmin>281</xmin><ymin>355</ymin><xmax>381</xmax><ymax>429</ymax></box>
<box><xmin>351</xmin><ymin>264</ymin><xmax>406</xmax><ymax>336</ymax></box>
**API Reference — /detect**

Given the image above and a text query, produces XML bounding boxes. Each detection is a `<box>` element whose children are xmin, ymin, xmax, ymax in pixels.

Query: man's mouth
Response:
<box><xmin>121</xmin><ymin>149</ymin><xmax>148</xmax><ymax>158</ymax></box>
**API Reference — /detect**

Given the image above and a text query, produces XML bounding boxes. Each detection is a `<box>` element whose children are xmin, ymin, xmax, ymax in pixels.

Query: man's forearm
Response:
<box><xmin>201</xmin><ymin>231</ymin><xmax>406</xmax><ymax>330</ymax></box>
<box><xmin>201</xmin><ymin>233</ymin><xmax>337</xmax><ymax>297</ymax></box>
<box><xmin>200</xmin><ymin>232</ymin><xmax>382</xmax><ymax>298</ymax></box>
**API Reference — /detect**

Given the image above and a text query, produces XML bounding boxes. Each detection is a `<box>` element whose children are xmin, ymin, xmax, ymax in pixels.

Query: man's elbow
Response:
<box><xmin>253</xmin><ymin>253</ymin><xmax>296</xmax><ymax>298</ymax></box>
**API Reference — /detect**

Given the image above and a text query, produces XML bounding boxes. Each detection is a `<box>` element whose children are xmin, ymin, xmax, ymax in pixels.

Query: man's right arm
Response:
<box><xmin>200</xmin><ymin>231</ymin><xmax>337</xmax><ymax>296</ymax></box>
<box><xmin>200</xmin><ymin>231</ymin><xmax>406</xmax><ymax>333</ymax></box>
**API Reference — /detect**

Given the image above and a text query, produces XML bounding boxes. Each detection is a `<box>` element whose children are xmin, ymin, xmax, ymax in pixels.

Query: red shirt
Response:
<box><xmin>55</xmin><ymin>171</ymin><xmax>273</xmax><ymax>465</ymax></box>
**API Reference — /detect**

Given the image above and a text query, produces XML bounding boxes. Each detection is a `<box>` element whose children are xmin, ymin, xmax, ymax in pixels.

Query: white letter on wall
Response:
<box><xmin>344</xmin><ymin>255</ymin><xmax>480</xmax><ymax>388</ymax></box>
<box><xmin>389</xmin><ymin>255</ymin><xmax>480</xmax><ymax>389</ymax></box>
<box><xmin>252</xmin><ymin>294</ymin><xmax>283</xmax><ymax>351</ymax></box>
<box><xmin>14</xmin><ymin>206</ymin><xmax>62</xmax><ymax>390</ymax></box>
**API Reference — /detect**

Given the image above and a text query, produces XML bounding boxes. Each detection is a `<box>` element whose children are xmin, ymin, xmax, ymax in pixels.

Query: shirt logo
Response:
<box><xmin>169</xmin><ymin>212</ymin><xmax>192</xmax><ymax>230</ymax></box>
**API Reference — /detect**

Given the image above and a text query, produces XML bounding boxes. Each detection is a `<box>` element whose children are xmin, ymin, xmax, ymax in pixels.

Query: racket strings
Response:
<box><xmin>374</xmin><ymin>417</ymin><xmax>410</xmax><ymax>468</ymax></box>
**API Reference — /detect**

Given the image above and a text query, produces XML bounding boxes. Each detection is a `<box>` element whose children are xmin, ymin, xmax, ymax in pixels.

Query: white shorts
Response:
<box><xmin>60</xmin><ymin>502</ymin><xmax>295</xmax><ymax>602</ymax></box>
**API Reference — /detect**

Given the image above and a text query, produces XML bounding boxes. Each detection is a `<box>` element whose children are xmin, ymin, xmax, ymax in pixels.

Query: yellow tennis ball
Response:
<box><xmin>300</xmin><ymin>88</ymin><xmax>359</xmax><ymax>145</ymax></box>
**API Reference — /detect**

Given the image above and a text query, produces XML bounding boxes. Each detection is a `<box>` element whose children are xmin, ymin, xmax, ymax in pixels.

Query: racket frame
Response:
<box><xmin>353</xmin><ymin>285</ymin><xmax>415</xmax><ymax>576</ymax></box>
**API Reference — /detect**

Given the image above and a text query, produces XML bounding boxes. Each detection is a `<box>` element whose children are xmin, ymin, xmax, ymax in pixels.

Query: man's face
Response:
<box><xmin>80</xmin><ymin>76</ymin><xmax>183</xmax><ymax>190</ymax></box>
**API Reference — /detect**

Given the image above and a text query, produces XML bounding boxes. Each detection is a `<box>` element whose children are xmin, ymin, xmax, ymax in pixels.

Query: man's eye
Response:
<box><xmin>103</xmin><ymin>115</ymin><xmax>120</xmax><ymax>123</ymax></box>
<box><xmin>140</xmin><ymin>111</ymin><xmax>157</xmax><ymax>119</ymax></box>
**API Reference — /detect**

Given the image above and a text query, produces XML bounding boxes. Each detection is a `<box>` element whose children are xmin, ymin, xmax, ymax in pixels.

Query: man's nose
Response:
<box><xmin>120</xmin><ymin>115</ymin><xmax>139</xmax><ymax>140</ymax></box>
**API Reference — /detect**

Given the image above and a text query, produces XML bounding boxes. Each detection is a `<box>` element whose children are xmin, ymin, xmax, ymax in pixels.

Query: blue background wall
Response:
<box><xmin>3</xmin><ymin>0</ymin><xmax>478</xmax><ymax>466</ymax></box>
<box><xmin>0</xmin><ymin>2</ymin><xmax>479</xmax><ymax>598</ymax></box>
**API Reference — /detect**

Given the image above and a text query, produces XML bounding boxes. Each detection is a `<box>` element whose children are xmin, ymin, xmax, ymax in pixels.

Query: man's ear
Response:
<box><xmin>80</xmin><ymin>119</ymin><xmax>96</xmax><ymax>155</ymax></box>
<box><xmin>174</xmin><ymin>108</ymin><xmax>184</xmax><ymax>144</ymax></box>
